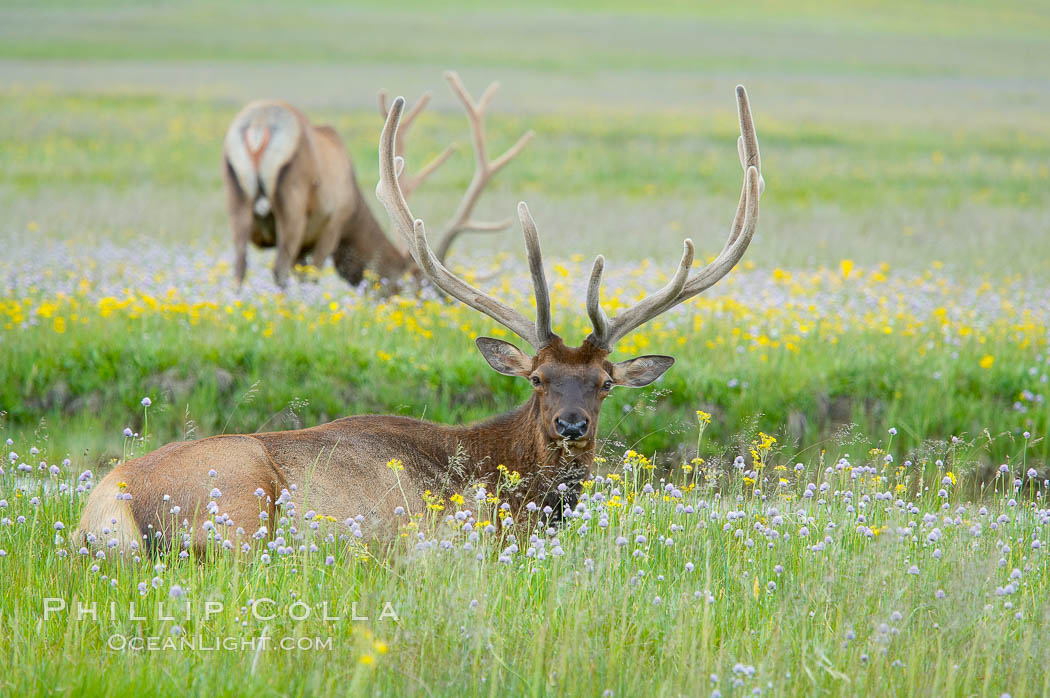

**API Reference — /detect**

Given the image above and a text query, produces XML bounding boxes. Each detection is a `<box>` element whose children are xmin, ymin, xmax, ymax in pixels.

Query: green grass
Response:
<box><xmin>3</xmin><ymin>276</ymin><xmax>1047</xmax><ymax>473</ymax></box>
<box><xmin>2</xmin><ymin>89</ymin><xmax>1049</xmax><ymax>273</ymax></box>
<box><xmin>2</xmin><ymin>430</ymin><xmax>1049</xmax><ymax>696</ymax></box>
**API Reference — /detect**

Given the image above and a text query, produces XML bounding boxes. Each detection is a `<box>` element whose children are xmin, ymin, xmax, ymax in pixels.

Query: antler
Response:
<box><xmin>586</xmin><ymin>85</ymin><xmax>764</xmax><ymax>351</ymax></box>
<box><xmin>430</xmin><ymin>71</ymin><xmax>535</xmax><ymax>263</ymax></box>
<box><xmin>377</xmin><ymin>96</ymin><xmax>554</xmax><ymax>350</ymax></box>
<box><xmin>377</xmin><ymin>90</ymin><xmax>456</xmax><ymax>199</ymax></box>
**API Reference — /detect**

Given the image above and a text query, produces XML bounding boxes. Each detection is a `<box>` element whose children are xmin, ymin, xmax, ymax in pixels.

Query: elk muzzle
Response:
<box><xmin>553</xmin><ymin>412</ymin><xmax>590</xmax><ymax>441</ymax></box>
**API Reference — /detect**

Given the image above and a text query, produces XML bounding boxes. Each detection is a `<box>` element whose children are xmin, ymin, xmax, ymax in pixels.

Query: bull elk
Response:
<box><xmin>77</xmin><ymin>86</ymin><xmax>762</xmax><ymax>555</ymax></box>
<box><xmin>222</xmin><ymin>71</ymin><xmax>532</xmax><ymax>288</ymax></box>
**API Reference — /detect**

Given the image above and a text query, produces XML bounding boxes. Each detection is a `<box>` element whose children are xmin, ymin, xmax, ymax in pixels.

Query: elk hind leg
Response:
<box><xmin>224</xmin><ymin>163</ymin><xmax>257</xmax><ymax>287</ymax></box>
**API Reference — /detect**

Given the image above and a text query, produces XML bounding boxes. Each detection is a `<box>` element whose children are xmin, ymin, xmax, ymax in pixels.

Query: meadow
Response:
<box><xmin>2</xmin><ymin>1</ymin><xmax>1050</xmax><ymax>695</ymax></box>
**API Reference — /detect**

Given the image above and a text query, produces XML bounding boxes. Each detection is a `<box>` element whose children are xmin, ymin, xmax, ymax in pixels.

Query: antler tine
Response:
<box><xmin>671</xmin><ymin>165</ymin><xmax>759</xmax><ymax>300</ymax></box>
<box><xmin>411</xmin><ymin>218</ymin><xmax>544</xmax><ymax>349</ymax></box>
<box><xmin>400</xmin><ymin>144</ymin><xmax>456</xmax><ymax>198</ymax></box>
<box><xmin>518</xmin><ymin>202</ymin><xmax>554</xmax><ymax>346</ymax></box>
<box><xmin>727</xmin><ymin>84</ymin><xmax>763</xmax><ymax>248</ymax></box>
<box><xmin>378</xmin><ymin>93</ymin><xmax>553</xmax><ymax>350</ymax></box>
<box><xmin>585</xmin><ymin>241</ymin><xmax>695</xmax><ymax>348</ymax></box>
<box><xmin>586</xmin><ymin>255</ymin><xmax>610</xmax><ymax>342</ymax></box>
<box><xmin>378</xmin><ymin>89</ymin><xmax>430</xmax><ymax>131</ymax></box>
<box><xmin>586</xmin><ymin>85</ymin><xmax>762</xmax><ymax>350</ymax></box>
<box><xmin>672</xmin><ymin>85</ymin><xmax>761</xmax><ymax>302</ymax></box>
<box><xmin>376</xmin><ymin>97</ymin><xmax>418</xmax><ymax>259</ymax></box>
<box><xmin>433</xmin><ymin>71</ymin><xmax>535</xmax><ymax>263</ymax></box>
<box><xmin>377</xmin><ymin>89</ymin><xmax>456</xmax><ymax>199</ymax></box>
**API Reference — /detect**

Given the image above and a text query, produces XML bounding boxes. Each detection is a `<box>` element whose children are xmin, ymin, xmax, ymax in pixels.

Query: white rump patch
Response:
<box><xmin>224</xmin><ymin>102</ymin><xmax>302</xmax><ymax>205</ymax></box>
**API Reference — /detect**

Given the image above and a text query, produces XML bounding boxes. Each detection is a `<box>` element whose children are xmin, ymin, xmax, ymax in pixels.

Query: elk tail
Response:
<box><xmin>244</xmin><ymin>124</ymin><xmax>273</xmax><ymax>216</ymax></box>
<box><xmin>224</xmin><ymin>104</ymin><xmax>301</xmax><ymax>219</ymax></box>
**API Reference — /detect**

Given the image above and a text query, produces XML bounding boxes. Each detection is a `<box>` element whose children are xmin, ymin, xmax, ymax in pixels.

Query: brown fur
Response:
<box><xmin>82</xmin><ymin>84</ymin><xmax>760</xmax><ymax>557</ymax></box>
<box><xmin>74</xmin><ymin>337</ymin><xmax>669</xmax><ymax>555</ymax></box>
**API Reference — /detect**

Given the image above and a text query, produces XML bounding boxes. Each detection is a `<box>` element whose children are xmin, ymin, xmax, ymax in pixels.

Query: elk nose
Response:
<box><xmin>554</xmin><ymin>416</ymin><xmax>589</xmax><ymax>440</ymax></box>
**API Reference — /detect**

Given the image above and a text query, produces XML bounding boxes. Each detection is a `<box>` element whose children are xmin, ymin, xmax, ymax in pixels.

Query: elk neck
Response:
<box><xmin>337</xmin><ymin>177</ymin><xmax>416</xmax><ymax>279</ymax></box>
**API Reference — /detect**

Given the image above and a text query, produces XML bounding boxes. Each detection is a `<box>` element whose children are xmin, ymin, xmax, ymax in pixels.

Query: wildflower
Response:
<box><xmin>141</xmin><ymin>397</ymin><xmax>152</xmax><ymax>407</ymax></box>
<box><xmin>386</xmin><ymin>458</ymin><xmax>404</xmax><ymax>472</ymax></box>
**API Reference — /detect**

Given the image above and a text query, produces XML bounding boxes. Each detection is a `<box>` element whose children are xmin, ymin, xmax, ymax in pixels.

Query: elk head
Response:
<box><xmin>377</xmin><ymin>84</ymin><xmax>762</xmax><ymax>465</ymax></box>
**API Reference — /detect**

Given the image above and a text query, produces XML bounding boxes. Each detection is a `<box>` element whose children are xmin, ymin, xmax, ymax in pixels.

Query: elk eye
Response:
<box><xmin>602</xmin><ymin>379</ymin><xmax>614</xmax><ymax>391</ymax></box>
<box><xmin>530</xmin><ymin>375</ymin><xmax>542</xmax><ymax>387</ymax></box>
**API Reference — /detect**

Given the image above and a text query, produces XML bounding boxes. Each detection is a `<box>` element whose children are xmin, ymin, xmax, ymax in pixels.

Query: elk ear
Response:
<box><xmin>611</xmin><ymin>355</ymin><xmax>675</xmax><ymax>387</ymax></box>
<box><xmin>475</xmin><ymin>337</ymin><xmax>533</xmax><ymax>377</ymax></box>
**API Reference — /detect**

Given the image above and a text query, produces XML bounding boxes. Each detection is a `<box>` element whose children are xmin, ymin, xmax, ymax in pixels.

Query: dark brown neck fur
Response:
<box><xmin>436</xmin><ymin>395</ymin><xmax>593</xmax><ymax>516</ymax></box>
<box><xmin>432</xmin><ymin>338</ymin><xmax>612</xmax><ymax>515</ymax></box>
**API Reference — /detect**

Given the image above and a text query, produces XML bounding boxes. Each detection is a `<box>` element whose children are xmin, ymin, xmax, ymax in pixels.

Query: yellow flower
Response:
<box><xmin>450</xmin><ymin>493</ymin><xmax>465</xmax><ymax>506</ymax></box>
<box><xmin>385</xmin><ymin>458</ymin><xmax>404</xmax><ymax>472</ymax></box>
<box><xmin>979</xmin><ymin>354</ymin><xmax>994</xmax><ymax>369</ymax></box>
<box><xmin>497</xmin><ymin>464</ymin><xmax>523</xmax><ymax>487</ymax></box>
<box><xmin>695</xmin><ymin>410</ymin><xmax>712</xmax><ymax>425</ymax></box>
<box><xmin>359</xmin><ymin>654</ymin><xmax>375</xmax><ymax>665</ymax></box>
<box><xmin>422</xmin><ymin>490</ymin><xmax>445</xmax><ymax>511</ymax></box>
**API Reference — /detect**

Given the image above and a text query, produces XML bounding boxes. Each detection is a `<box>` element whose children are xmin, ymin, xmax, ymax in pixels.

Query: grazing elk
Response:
<box><xmin>222</xmin><ymin>71</ymin><xmax>532</xmax><ymax>288</ymax></box>
<box><xmin>77</xmin><ymin>86</ymin><xmax>762</xmax><ymax>555</ymax></box>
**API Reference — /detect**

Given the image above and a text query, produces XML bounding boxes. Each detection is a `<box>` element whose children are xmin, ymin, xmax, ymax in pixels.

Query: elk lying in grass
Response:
<box><xmin>222</xmin><ymin>71</ymin><xmax>532</xmax><ymax>288</ymax></box>
<box><xmin>77</xmin><ymin>86</ymin><xmax>762</xmax><ymax>555</ymax></box>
